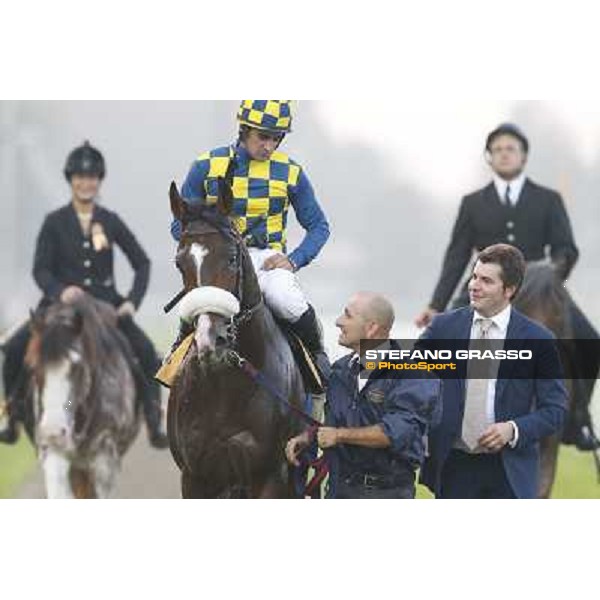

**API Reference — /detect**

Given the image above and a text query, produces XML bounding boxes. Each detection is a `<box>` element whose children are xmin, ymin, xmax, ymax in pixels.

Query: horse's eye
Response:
<box><xmin>228</xmin><ymin>255</ymin><xmax>237</xmax><ymax>268</ymax></box>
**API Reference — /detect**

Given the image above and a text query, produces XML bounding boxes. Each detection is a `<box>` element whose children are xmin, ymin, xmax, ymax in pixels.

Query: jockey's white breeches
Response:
<box><xmin>248</xmin><ymin>248</ymin><xmax>309</xmax><ymax>322</ymax></box>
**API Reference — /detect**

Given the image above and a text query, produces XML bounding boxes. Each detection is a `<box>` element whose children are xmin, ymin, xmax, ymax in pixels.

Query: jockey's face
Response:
<box><xmin>70</xmin><ymin>174</ymin><xmax>101</xmax><ymax>203</ymax></box>
<box><xmin>468</xmin><ymin>260</ymin><xmax>515</xmax><ymax>317</ymax></box>
<box><xmin>487</xmin><ymin>134</ymin><xmax>527</xmax><ymax>180</ymax></box>
<box><xmin>336</xmin><ymin>295</ymin><xmax>380</xmax><ymax>352</ymax></box>
<box><xmin>243</xmin><ymin>128</ymin><xmax>283</xmax><ymax>161</ymax></box>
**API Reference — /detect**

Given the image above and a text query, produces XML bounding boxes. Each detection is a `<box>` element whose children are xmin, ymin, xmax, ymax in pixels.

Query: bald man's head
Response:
<box><xmin>353</xmin><ymin>292</ymin><xmax>395</xmax><ymax>332</ymax></box>
<box><xmin>336</xmin><ymin>292</ymin><xmax>395</xmax><ymax>351</ymax></box>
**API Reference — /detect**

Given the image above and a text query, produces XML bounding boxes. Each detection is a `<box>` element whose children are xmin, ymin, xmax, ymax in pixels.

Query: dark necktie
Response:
<box><xmin>504</xmin><ymin>184</ymin><xmax>512</xmax><ymax>207</ymax></box>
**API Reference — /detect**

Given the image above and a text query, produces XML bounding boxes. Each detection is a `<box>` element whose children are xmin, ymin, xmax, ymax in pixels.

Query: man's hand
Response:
<box><xmin>60</xmin><ymin>286</ymin><xmax>84</xmax><ymax>304</ymax></box>
<box><xmin>285</xmin><ymin>431</ymin><xmax>310</xmax><ymax>466</ymax></box>
<box><xmin>317</xmin><ymin>427</ymin><xmax>340</xmax><ymax>449</ymax></box>
<box><xmin>262</xmin><ymin>253</ymin><xmax>295</xmax><ymax>272</ymax></box>
<box><xmin>117</xmin><ymin>301</ymin><xmax>136</xmax><ymax>319</ymax></box>
<box><xmin>414</xmin><ymin>307</ymin><xmax>439</xmax><ymax>329</ymax></box>
<box><xmin>478</xmin><ymin>422</ymin><xmax>515</xmax><ymax>453</ymax></box>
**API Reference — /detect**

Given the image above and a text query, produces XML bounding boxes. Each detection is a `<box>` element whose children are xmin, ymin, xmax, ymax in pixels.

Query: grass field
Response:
<box><xmin>0</xmin><ymin>436</ymin><xmax>36</xmax><ymax>498</ymax></box>
<box><xmin>413</xmin><ymin>445</ymin><xmax>600</xmax><ymax>499</ymax></box>
<box><xmin>1</xmin><ymin>438</ymin><xmax>599</xmax><ymax>498</ymax></box>
<box><xmin>551</xmin><ymin>445</ymin><xmax>600</xmax><ymax>498</ymax></box>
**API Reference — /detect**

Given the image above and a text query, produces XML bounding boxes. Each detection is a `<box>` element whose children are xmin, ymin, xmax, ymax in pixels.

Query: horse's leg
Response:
<box><xmin>538</xmin><ymin>433</ymin><xmax>561</xmax><ymax>499</ymax></box>
<box><xmin>181</xmin><ymin>470</ymin><xmax>206</xmax><ymax>498</ymax></box>
<box><xmin>91</xmin><ymin>442</ymin><xmax>120</xmax><ymax>499</ymax></box>
<box><xmin>41</xmin><ymin>451</ymin><xmax>74</xmax><ymax>499</ymax></box>
<box><xmin>225</xmin><ymin>431</ymin><xmax>259</xmax><ymax>492</ymax></box>
<box><xmin>70</xmin><ymin>467</ymin><xmax>96</xmax><ymax>499</ymax></box>
<box><xmin>255</xmin><ymin>473</ymin><xmax>289</xmax><ymax>498</ymax></box>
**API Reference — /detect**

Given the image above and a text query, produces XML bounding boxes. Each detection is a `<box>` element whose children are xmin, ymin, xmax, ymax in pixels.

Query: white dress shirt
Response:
<box><xmin>469</xmin><ymin>304</ymin><xmax>519</xmax><ymax>448</ymax></box>
<box><xmin>493</xmin><ymin>172</ymin><xmax>527</xmax><ymax>206</ymax></box>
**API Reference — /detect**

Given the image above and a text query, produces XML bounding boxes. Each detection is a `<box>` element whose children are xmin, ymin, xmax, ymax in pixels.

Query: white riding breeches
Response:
<box><xmin>248</xmin><ymin>248</ymin><xmax>309</xmax><ymax>322</ymax></box>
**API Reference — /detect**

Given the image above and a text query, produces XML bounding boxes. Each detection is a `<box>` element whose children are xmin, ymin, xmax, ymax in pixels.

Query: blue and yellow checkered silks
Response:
<box><xmin>237</xmin><ymin>100</ymin><xmax>293</xmax><ymax>133</ymax></box>
<box><xmin>197</xmin><ymin>146</ymin><xmax>301</xmax><ymax>252</ymax></box>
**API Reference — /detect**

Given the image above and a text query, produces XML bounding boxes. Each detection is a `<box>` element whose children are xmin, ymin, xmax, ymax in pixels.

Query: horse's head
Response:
<box><xmin>514</xmin><ymin>260</ymin><xmax>571</xmax><ymax>336</ymax></box>
<box><xmin>27</xmin><ymin>298</ymin><xmax>100</xmax><ymax>455</ymax></box>
<box><xmin>170</xmin><ymin>181</ymin><xmax>258</xmax><ymax>364</ymax></box>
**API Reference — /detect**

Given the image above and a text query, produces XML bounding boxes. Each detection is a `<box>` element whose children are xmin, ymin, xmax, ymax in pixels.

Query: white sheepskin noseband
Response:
<box><xmin>178</xmin><ymin>287</ymin><xmax>240</xmax><ymax>323</ymax></box>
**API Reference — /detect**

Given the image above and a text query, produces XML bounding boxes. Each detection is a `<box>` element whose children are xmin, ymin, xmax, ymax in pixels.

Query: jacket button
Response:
<box><xmin>506</xmin><ymin>221</ymin><xmax>514</xmax><ymax>229</ymax></box>
<box><xmin>84</xmin><ymin>278</ymin><xmax>92</xmax><ymax>286</ymax></box>
<box><xmin>507</xmin><ymin>234</ymin><xmax>515</xmax><ymax>242</ymax></box>
<box><xmin>83</xmin><ymin>241</ymin><xmax>90</xmax><ymax>249</ymax></box>
<box><xmin>84</xmin><ymin>260</ymin><xmax>91</xmax><ymax>268</ymax></box>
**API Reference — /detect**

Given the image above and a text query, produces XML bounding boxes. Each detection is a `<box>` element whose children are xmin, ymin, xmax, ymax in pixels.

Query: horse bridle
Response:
<box><xmin>164</xmin><ymin>213</ymin><xmax>263</xmax><ymax>351</ymax></box>
<box><xmin>219</xmin><ymin>224</ymin><xmax>263</xmax><ymax>349</ymax></box>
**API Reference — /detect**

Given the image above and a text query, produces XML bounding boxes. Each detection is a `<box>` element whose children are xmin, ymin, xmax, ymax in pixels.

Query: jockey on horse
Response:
<box><xmin>169</xmin><ymin>100</ymin><xmax>331</xmax><ymax>381</ymax></box>
<box><xmin>0</xmin><ymin>141</ymin><xmax>168</xmax><ymax>448</ymax></box>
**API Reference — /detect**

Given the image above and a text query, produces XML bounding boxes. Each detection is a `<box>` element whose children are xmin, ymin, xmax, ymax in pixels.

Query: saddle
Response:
<box><xmin>155</xmin><ymin>327</ymin><xmax>324</xmax><ymax>394</ymax></box>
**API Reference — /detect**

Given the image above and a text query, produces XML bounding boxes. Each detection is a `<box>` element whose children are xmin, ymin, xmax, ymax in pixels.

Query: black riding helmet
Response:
<box><xmin>64</xmin><ymin>140</ymin><xmax>106</xmax><ymax>181</ymax></box>
<box><xmin>485</xmin><ymin>123</ymin><xmax>529</xmax><ymax>154</ymax></box>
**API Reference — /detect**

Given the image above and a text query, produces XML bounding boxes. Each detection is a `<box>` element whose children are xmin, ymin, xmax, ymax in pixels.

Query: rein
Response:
<box><xmin>227</xmin><ymin>349</ymin><xmax>321</xmax><ymax>428</ymax></box>
<box><xmin>227</xmin><ymin>349</ymin><xmax>330</xmax><ymax>498</ymax></box>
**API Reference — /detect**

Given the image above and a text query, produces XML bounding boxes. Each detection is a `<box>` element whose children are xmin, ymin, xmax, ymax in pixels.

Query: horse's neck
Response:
<box><xmin>238</xmin><ymin>244</ymin><xmax>262</xmax><ymax>312</ymax></box>
<box><xmin>238</xmin><ymin>247</ymin><xmax>268</xmax><ymax>366</ymax></box>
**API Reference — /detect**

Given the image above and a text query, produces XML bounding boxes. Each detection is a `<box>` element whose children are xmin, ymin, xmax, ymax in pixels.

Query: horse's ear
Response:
<box><xmin>29</xmin><ymin>308</ymin><xmax>43</xmax><ymax>331</ymax></box>
<box><xmin>216</xmin><ymin>177</ymin><xmax>234</xmax><ymax>216</ymax></box>
<box><xmin>170</xmin><ymin>181</ymin><xmax>185</xmax><ymax>220</ymax></box>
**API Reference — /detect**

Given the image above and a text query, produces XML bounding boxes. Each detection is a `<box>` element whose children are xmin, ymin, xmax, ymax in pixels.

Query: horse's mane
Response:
<box><xmin>516</xmin><ymin>262</ymin><xmax>566</xmax><ymax>305</ymax></box>
<box><xmin>36</xmin><ymin>297</ymin><xmax>121</xmax><ymax>370</ymax></box>
<box><xmin>182</xmin><ymin>202</ymin><xmax>237</xmax><ymax>243</ymax></box>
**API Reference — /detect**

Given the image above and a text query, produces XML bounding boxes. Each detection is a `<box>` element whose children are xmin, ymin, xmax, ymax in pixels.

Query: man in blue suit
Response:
<box><xmin>419</xmin><ymin>244</ymin><xmax>568</xmax><ymax>499</ymax></box>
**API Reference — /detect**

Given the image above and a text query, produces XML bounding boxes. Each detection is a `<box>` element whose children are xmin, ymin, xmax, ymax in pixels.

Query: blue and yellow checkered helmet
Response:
<box><xmin>237</xmin><ymin>100</ymin><xmax>293</xmax><ymax>134</ymax></box>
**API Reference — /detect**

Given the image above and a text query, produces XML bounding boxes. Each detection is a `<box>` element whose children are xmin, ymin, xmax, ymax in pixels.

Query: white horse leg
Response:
<box><xmin>91</xmin><ymin>445</ymin><xmax>120</xmax><ymax>499</ymax></box>
<box><xmin>41</xmin><ymin>451</ymin><xmax>74</xmax><ymax>499</ymax></box>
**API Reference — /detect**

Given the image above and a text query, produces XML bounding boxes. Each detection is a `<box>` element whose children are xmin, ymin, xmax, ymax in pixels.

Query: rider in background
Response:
<box><xmin>170</xmin><ymin>100</ymin><xmax>331</xmax><ymax>379</ymax></box>
<box><xmin>0</xmin><ymin>141</ymin><xmax>168</xmax><ymax>448</ymax></box>
<box><xmin>414</xmin><ymin>123</ymin><xmax>600</xmax><ymax>451</ymax></box>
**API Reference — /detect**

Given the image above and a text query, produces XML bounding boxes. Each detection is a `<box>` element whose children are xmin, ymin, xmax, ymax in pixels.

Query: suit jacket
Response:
<box><xmin>33</xmin><ymin>203</ymin><xmax>150</xmax><ymax>309</ymax></box>
<box><xmin>419</xmin><ymin>306</ymin><xmax>568</xmax><ymax>499</ymax></box>
<box><xmin>430</xmin><ymin>179</ymin><xmax>579</xmax><ymax>311</ymax></box>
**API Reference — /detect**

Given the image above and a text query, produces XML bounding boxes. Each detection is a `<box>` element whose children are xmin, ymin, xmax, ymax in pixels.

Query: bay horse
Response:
<box><xmin>167</xmin><ymin>181</ymin><xmax>306</xmax><ymax>498</ymax></box>
<box><xmin>24</xmin><ymin>296</ymin><xmax>140</xmax><ymax>498</ymax></box>
<box><xmin>513</xmin><ymin>261</ymin><xmax>583</xmax><ymax>498</ymax></box>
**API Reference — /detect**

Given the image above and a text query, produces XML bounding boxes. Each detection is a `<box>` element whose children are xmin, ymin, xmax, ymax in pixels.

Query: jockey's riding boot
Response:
<box><xmin>290</xmin><ymin>306</ymin><xmax>332</xmax><ymax>388</ymax></box>
<box><xmin>0</xmin><ymin>404</ymin><xmax>18</xmax><ymax>445</ymax></box>
<box><xmin>570</xmin><ymin>380</ymin><xmax>600</xmax><ymax>451</ymax></box>
<box><xmin>573</xmin><ymin>426</ymin><xmax>600</xmax><ymax>451</ymax></box>
<box><xmin>142</xmin><ymin>382</ymin><xmax>169</xmax><ymax>449</ymax></box>
<box><xmin>0</xmin><ymin>367</ymin><xmax>28</xmax><ymax>445</ymax></box>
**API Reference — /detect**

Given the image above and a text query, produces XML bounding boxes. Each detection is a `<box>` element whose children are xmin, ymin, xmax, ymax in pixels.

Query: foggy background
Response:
<box><xmin>0</xmin><ymin>100</ymin><xmax>599</xmax><ymax>358</ymax></box>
